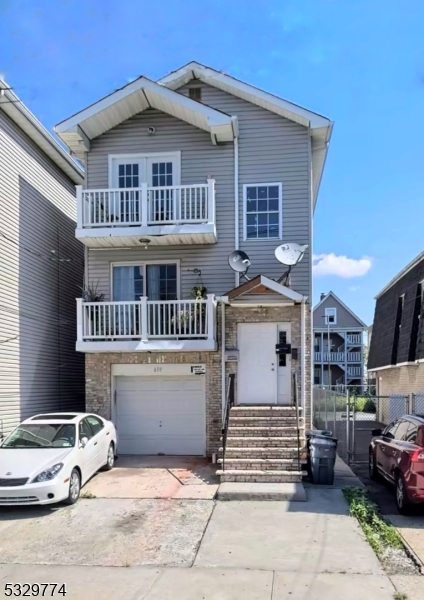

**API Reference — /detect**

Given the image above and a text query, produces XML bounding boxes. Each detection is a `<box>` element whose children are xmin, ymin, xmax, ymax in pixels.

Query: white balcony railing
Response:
<box><xmin>76</xmin><ymin>296</ymin><xmax>215</xmax><ymax>342</ymax></box>
<box><xmin>346</xmin><ymin>334</ymin><xmax>362</xmax><ymax>345</ymax></box>
<box><xmin>76</xmin><ymin>180</ymin><xmax>215</xmax><ymax>229</ymax></box>
<box><xmin>347</xmin><ymin>366</ymin><xmax>362</xmax><ymax>377</ymax></box>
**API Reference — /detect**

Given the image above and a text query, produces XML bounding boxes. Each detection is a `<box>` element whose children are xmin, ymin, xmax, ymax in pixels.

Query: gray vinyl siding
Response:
<box><xmin>0</xmin><ymin>110</ymin><xmax>84</xmax><ymax>435</ymax></box>
<box><xmin>180</xmin><ymin>83</ymin><xmax>311</xmax><ymax>298</ymax></box>
<box><xmin>85</xmin><ymin>82</ymin><xmax>311</xmax><ymax>300</ymax></box>
<box><xmin>86</xmin><ymin>107</ymin><xmax>235</xmax><ymax>298</ymax></box>
<box><xmin>313</xmin><ymin>295</ymin><xmax>365</xmax><ymax>329</ymax></box>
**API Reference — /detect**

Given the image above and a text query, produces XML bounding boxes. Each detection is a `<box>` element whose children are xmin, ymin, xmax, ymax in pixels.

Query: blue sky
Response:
<box><xmin>1</xmin><ymin>0</ymin><xmax>423</xmax><ymax>325</ymax></box>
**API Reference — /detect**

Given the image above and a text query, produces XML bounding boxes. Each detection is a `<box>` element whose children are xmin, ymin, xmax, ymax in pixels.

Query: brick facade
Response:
<box><xmin>85</xmin><ymin>303</ymin><xmax>312</xmax><ymax>457</ymax></box>
<box><xmin>376</xmin><ymin>363</ymin><xmax>424</xmax><ymax>396</ymax></box>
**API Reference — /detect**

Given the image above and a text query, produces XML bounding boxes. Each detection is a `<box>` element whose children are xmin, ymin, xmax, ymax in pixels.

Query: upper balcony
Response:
<box><xmin>75</xmin><ymin>179</ymin><xmax>216</xmax><ymax>247</ymax></box>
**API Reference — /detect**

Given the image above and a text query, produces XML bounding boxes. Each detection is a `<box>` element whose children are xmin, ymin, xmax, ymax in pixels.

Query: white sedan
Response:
<box><xmin>0</xmin><ymin>413</ymin><xmax>117</xmax><ymax>506</ymax></box>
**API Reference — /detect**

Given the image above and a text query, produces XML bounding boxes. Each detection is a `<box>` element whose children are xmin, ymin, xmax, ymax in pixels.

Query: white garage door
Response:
<box><xmin>115</xmin><ymin>375</ymin><xmax>206</xmax><ymax>455</ymax></box>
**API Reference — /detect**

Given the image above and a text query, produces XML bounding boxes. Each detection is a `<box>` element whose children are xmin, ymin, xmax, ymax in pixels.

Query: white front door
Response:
<box><xmin>277</xmin><ymin>324</ymin><xmax>292</xmax><ymax>405</ymax></box>
<box><xmin>238</xmin><ymin>323</ymin><xmax>277</xmax><ymax>404</ymax></box>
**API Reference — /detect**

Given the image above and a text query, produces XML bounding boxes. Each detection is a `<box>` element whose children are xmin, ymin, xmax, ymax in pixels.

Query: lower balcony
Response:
<box><xmin>314</xmin><ymin>351</ymin><xmax>362</xmax><ymax>363</ymax></box>
<box><xmin>76</xmin><ymin>296</ymin><xmax>217</xmax><ymax>352</ymax></box>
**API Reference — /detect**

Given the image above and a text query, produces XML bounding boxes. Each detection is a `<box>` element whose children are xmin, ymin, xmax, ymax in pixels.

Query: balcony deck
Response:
<box><xmin>76</xmin><ymin>180</ymin><xmax>216</xmax><ymax>247</ymax></box>
<box><xmin>76</xmin><ymin>296</ymin><xmax>217</xmax><ymax>353</ymax></box>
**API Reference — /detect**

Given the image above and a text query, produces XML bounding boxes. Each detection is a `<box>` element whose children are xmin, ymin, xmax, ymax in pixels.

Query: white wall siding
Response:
<box><xmin>0</xmin><ymin>111</ymin><xmax>84</xmax><ymax>435</ymax></box>
<box><xmin>85</xmin><ymin>82</ymin><xmax>311</xmax><ymax>299</ymax></box>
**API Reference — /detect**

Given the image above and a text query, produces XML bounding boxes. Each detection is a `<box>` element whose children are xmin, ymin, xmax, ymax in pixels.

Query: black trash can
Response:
<box><xmin>307</xmin><ymin>433</ymin><xmax>338</xmax><ymax>485</ymax></box>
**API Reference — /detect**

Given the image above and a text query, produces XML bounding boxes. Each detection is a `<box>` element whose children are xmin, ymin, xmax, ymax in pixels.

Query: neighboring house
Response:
<box><xmin>54</xmin><ymin>61</ymin><xmax>332</xmax><ymax>481</ymax></box>
<box><xmin>368</xmin><ymin>250</ymin><xmax>424</xmax><ymax>400</ymax></box>
<box><xmin>0</xmin><ymin>79</ymin><xmax>85</xmax><ymax>435</ymax></box>
<box><xmin>313</xmin><ymin>292</ymin><xmax>366</xmax><ymax>388</ymax></box>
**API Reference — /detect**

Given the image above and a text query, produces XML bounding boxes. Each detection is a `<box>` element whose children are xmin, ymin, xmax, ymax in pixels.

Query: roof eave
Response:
<box><xmin>0</xmin><ymin>80</ymin><xmax>83</xmax><ymax>184</ymax></box>
<box><xmin>375</xmin><ymin>250</ymin><xmax>424</xmax><ymax>299</ymax></box>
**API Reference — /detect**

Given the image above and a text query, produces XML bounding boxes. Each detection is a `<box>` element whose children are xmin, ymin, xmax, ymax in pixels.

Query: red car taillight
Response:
<box><xmin>411</xmin><ymin>448</ymin><xmax>424</xmax><ymax>462</ymax></box>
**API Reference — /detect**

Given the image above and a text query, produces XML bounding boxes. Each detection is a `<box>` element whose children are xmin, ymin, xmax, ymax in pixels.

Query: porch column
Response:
<box><xmin>321</xmin><ymin>332</ymin><xmax>324</xmax><ymax>384</ymax></box>
<box><xmin>207</xmin><ymin>179</ymin><xmax>215</xmax><ymax>224</ymax></box>
<box><xmin>206</xmin><ymin>294</ymin><xmax>215</xmax><ymax>341</ymax></box>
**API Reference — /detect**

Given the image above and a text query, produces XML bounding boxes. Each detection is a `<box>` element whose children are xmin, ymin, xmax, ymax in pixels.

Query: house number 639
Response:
<box><xmin>153</xmin><ymin>367</ymin><xmax>163</xmax><ymax>373</ymax></box>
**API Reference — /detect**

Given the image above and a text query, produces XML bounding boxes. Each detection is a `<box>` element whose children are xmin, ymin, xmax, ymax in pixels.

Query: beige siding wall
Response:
<box><xmin>85</xmin><ymin>82</ymin><xmax>311</xmax><ymax>300</ymax></box>
<box><xmin>0</xmin><ymin>110</ymin><xmax>84</xmax><ymax>434</ymax></box>
<box><xmin>376</xmin><ymin>364</ymin><xmax>424</xmax><ymax>396</ymax></box>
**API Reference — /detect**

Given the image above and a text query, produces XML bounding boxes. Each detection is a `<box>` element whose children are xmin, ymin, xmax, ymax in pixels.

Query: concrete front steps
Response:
<box><xmin>217</xmin><ymin>405</ymin><xmax>306</xmax><ymax>485</ymax></box>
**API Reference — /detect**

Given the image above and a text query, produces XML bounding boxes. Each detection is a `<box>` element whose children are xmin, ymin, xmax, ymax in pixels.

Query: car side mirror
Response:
<box><xmin>372</xmin><ymin>428</ymin><xmax>382</xmax><ymax>436</ymax></box>
<box><xmin>79</xmin><ymin>436</ymin><xmax>89</xmax><ymax>448</ymax></box>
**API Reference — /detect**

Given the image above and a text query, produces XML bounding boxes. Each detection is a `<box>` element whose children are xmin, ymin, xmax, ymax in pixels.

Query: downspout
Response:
<box><xmin>232</xmin><ymin>117</ymin><xmax>239</xmax><ymax>287</ymax></box>
<box><xmin>300</xmin><ymin>298</ymin><xmax>306</xmax><ymax>411</ymax></box>
<box><xmin>221</xmin><ymin>301</ymin><xmax>226</xmax><ymax>420</ymax></box>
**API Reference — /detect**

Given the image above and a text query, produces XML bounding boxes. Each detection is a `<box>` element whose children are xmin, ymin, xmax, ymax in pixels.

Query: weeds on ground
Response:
<box><xmin>342</xmin><ymin>487</ymin><xmax>403</xmax><ymax>556</ymax></box>
<box><xmin>80</xmin><ymin>490</ymin><xmax>96</xmax><ymax>499</ymax></box>
<box><xmin>393</xmin><ymin>593</ymin><xmax>408</xmax><ymax>600</ymax></box>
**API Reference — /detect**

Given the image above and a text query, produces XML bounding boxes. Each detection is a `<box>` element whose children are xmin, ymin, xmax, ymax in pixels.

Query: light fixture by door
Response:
<box><xmin>139</xmin><ymin>238</ymin><xmax>151</xmax><ymax>249</ymax></box>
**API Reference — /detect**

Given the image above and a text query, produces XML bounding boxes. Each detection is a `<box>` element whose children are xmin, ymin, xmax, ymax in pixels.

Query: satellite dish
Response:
<box><xmin>228</xmin><ymin>250</ymin><xmax>251</xmax><ymax>280</ymax></box>
<box><xmin>275</xmin><ymin>243</ymin><xmax>308</xmax><ymax>266</ymax></box>
<box><xmin>275</xmin><ymin>243</ymin><xmax>308</xmax><ymax>285</ymax></box>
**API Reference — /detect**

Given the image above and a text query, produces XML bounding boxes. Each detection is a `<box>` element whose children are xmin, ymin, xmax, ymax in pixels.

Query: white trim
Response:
<box><xmin>300</xmin><ymin>299</ymin><xmax>306</xmax><ymax>409</ymax></box>
<box><xmin>242</xmin><ymin>182</ymin><xmax>283</xmax><ymax>242</ymax></box>
<box><xmin>159</xmin><ymin>62</ymin><xmax>331</xmax><ymax>129</ymax></box>
<box><xmin>234</xmin><ymin>135</ymin><xmax>239</xmax><ymax>287</ymax></box>
<box><xmin>313</xmin><ymin>291</ymin><xmax>367</xmax><ymax>328</ymax></box>
<box><xmin>370</xmin><ymin>362</ymin><xmax>419</xmax><ymax>372</ymax></box>
<box><xmin>112</xmin><ymin>363</ymin><xmax>205</xmax><ymax>377</ymax></box>
<box><xmin>76</xmin><ymin>223</ymin><xmax>216</xmax><ymax>245</ymax></box>
<box><xmin>108</xmin><ymin>151</ymin><xmax>182</xmax><ymax>188</ymax></box>
<box><xmin>0</xmin><ymin>79</ymin><xmax>83</xmax><ymax>184</ymax></box>
<box><xmin>375</xmin><ymin>251</ymin><xmax>424</xmax><ymax>299</ymax></box>
<box><xmin>110</xmin><ymin>259</ymin><xmax>181</xmax><ymax>300</ymax></box>
<box><xmin>324</xmin><ymin>307</ymin><xmax>337</xmax><ymax>325</ymax></box>
<box><xmin>76</xmin><ymin>339</ymin><xmax>217</xmax><ymax>353</ymax></box>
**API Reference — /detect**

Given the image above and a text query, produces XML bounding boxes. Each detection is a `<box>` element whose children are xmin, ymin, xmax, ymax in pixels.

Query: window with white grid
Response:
<box><xmin>243</xmin><ymin>183</ymin><xmax>282</xmax><ymax>240</ymax></box>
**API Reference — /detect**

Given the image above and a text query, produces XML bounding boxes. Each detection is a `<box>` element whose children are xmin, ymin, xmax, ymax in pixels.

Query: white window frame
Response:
<box><xmin>324</xmin><ymin>307</ymin><xmax>337</xmax><ymax>325</ymax></box>
<box><xmin>110</xmin><ymin>259</ymin><xmax>181</xmax><ymax>300</ymax></box>
<box><xmin>242</xmin><ymin>182</ymin><xmax>283</xmax><ymax>241</ymax></box>
<box><xmin>108</xmin><ymin>152</ymin><xmax>181</xmax><ymax>188</ymax></box>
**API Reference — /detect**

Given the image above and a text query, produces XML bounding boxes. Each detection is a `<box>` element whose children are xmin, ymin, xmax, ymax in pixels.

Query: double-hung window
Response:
<box><xmin>325</xmin><ymin>308</ymin><xmax>337</xmax><ymax>325</ymax></box>
<box><xmin>243</xmin><ymin>183</ymin><xmax>282</xmax><ymax>240</ymax></box>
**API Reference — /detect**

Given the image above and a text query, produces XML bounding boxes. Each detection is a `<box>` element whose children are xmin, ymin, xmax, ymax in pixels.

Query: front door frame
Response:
<box><xmin>237</xmin><ymin>322</ymin><xmax>292</xmax><ymax>405</ymax></box>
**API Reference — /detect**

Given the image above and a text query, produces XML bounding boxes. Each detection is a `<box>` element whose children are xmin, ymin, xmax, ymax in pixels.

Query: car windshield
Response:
<box><xmin>1</xmin><ymin>424</ymin><xmax>76</xmax><ymax>449</ymax></box>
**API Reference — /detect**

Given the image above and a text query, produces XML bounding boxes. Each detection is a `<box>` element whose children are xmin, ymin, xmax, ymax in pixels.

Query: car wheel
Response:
<box><xmin>396</xmin><ymin>474</ymin><xmax>412</xmax><ymax>515</ymax></box>
<box><xmin>63</xmin><ymin>469</ymin><xmax>81</xmax><ymax>505</ymax></box>
<box><xmin>101</xmin><ymin>443</ymin><xmax>115</xmax><ymax>472</ymax></box>
<box><xmin>369</xmin><ymin>451</ymin><xmax>379</xmax><ymax>481</ymax></box>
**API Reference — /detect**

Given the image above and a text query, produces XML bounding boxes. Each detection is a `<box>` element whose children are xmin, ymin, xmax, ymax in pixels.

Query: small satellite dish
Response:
<box><xmin>228</xmin><ymin>250</ymin><xmax>251</xmax><ymax>280</ymax></box>
<box><xmin>275</xmin><ymin>243</ymin><xmax>308</xmax><ymax>266</ymax></box>
<box><xmin>275</xmin><ymin>243</ymin><xmax>308</xmax><ymax>285</ymax></box>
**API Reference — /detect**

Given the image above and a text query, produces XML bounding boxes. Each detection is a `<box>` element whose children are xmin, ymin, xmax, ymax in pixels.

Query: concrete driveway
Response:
<box><xmin>84</xmin><ymin>455</ymin><xmax>219</xmax><ymax>500</ymax></box>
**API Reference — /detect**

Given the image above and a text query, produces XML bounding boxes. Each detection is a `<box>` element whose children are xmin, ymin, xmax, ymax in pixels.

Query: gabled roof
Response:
<box><xmin>225</xmin><ymin>275</ymin><xmax>305</xmax><ymax>303</ymax></box>
<box><xmin>313</xmin><ymin>291</ymin><xmax>367</xmax><ymax>328</ymax></box>
<box><xmin>375</xmin><ymin>249</ymin><xmax>424</xmax><ymax>299</ymax></box>
<box><xmin>55</xmin><ymin>76</ymin><xmax>237</xmax><ymax>158</ymax></box>
<box><xmin>159</xmin><ymin>61</ymin><xmax>333</xmax><ymax>206</ymax></box>
<box><xmin>0</xmin><ymin>79</ymin><xmax>83</xmax><ymax>184</ymax></box>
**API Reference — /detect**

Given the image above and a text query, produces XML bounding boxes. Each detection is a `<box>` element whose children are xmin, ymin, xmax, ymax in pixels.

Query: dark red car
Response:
<box><xmin>369</xmin><ymin>414</ymin><xmax>424</xmax><ymax>514</ymax></box>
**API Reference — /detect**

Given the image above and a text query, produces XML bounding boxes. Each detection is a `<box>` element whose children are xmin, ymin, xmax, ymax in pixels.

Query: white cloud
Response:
<box><xmin>313</xmin><ymin>253</ymin><xmax>372</xmax><ymax>278</ymax></box>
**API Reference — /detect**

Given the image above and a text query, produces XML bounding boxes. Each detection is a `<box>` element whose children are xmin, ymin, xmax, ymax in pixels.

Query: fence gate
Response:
<box><xmin>313</xmin><ymin>387</ymin><xmax>410</xmax><ymax>464</ymax></box>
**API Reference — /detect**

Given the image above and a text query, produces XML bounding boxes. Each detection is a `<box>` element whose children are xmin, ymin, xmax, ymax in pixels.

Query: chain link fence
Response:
<box><xmin>313</xmin><ymin>386</ymin><xmax>414</xmax><ymax>464</ymax></box>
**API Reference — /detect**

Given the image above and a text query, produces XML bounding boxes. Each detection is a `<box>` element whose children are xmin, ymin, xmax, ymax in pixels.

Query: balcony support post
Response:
<box><xmin>207</xmin><ymin>179</ymin><xmax>215</xmax><ymax>224</ymax></box>
<box><xmin>140</xmin><ymin>296</ymin><xmax>148</xmax><ymax>341</ymax></box>
<box><xmin>77</xmin><ymin>298</ymin><xmax>83</xmax><ymax>342</ymax></box>
<box><xmin>76</xmin><ymin>185</ymin><xmax>83</xmax><ymax>228</ymax></box>
<box><xmin>207</xmin><ymin>294</ymin><xmax>215</xmax><ymax>341</ymax></box>
<box><xmin>141</xmin><ymin>183</ymin><xmax>148</xmax><ymax>226</ymax></box>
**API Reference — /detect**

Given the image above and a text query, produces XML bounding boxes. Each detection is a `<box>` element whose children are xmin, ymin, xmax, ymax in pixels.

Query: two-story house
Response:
<box><xmin>313</xmin><ymin>292</ymin><xmax>366</xmax><ymax>389</ymax></box>
<box><xmin>55</xmin><ymin>62</ymin><xmax>332</xmax><ymax>483</ymax></box>
<box><xmin>0</xmin><ymin>79</ymin><xmax>85</xmax><ymax>435</ymax></box>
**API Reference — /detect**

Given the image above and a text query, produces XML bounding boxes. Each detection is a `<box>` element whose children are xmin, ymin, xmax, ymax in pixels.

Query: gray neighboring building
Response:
<box><xmin>54</xmin><ymin>61</ymin><xmax>332</xmax><ymax>471</ymax></box>
<box><xmin>313</xmin><ymin>291</ymin><xmax>366</xmax><ymax>388</ymax></box>
<box><xmin>0</xmin><ymin>80</ymin><xmax>85</xmax><ymax>435</ymax></box>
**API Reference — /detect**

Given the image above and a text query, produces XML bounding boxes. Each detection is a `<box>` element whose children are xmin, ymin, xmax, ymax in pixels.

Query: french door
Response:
<box><xmin>112</xmin><ymin>264</ymin><xmax>178</xmax><ymax>336</ymax></box>
<box><xmin>110</xmin><ymin>154</ymin><xmax>180</xmax><ymax>225</ymax></box>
